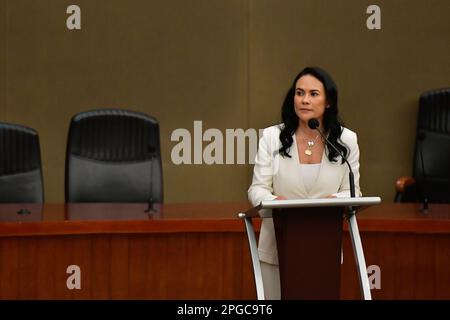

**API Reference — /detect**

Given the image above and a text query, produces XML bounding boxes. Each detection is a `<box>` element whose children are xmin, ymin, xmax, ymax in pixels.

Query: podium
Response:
<box><xmin>238</xmin><ymin>197</ymin><xmax>381</xmax><ymax>300</ymax></box>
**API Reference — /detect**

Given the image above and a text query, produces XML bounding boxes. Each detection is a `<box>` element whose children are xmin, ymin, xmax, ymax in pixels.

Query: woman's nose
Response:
<box><xmin>302</xmin><ymin>95</ymin><xmax>311</xmax><ymax>104</ymax></box>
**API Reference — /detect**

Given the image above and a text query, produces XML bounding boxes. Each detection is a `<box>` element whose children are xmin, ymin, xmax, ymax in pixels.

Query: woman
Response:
<box><xmin>248</xmin><ymin>66</ymin><xmax>361</xmax><ymax>299</ymax></box>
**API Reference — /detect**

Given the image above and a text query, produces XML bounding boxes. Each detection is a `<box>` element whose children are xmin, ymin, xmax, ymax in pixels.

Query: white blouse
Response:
<box><xmin>298</xmin><ymin>163</ymin><xmax>321</xmax><ymax>193</ymax></box>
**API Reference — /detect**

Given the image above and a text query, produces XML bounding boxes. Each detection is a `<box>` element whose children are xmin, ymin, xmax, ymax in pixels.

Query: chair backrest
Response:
<box><xmin>65</xmin><ymin>109</ymin><xmax>163</xmax><ymax>203</ymax></box>
<box><xmin>0</xmin><ymin>123</ymin><xmax>44</xmax><ymax>203</ymax></box>
<box><xmin>413</xmin><ymin>88</ymin><xmax>450</xmax><ymax>203</ymax></box>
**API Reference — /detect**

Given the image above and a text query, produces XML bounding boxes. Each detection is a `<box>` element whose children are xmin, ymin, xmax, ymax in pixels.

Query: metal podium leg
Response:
<box><xmin>347</xmin><ymin>212</ymin><xmax>372</xmax><ymax>300</ymax></box>
<box><xmin>238</xmin><ymin>213</ymin><xmax>265</xmax><ymax>300</ymax></box>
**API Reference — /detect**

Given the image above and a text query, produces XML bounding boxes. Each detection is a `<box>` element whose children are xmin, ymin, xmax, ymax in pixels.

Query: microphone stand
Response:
<box><xmin>145</xmin><ymin>150</ymin><xmax>156</xmax><ymax>213</ymax></box>
<box><xmin>313</xmin><ymin>127</ymin><xmax>356</xmax><ymax>198</ymax></box>
<box><xmin>418</xmin><ymin>133</ymin><xmax>429</xmax><ymax>214</ymax></box>
<box><xmin>309</xmin><ymin>120</ymin><xmax>356</xmax><ymax>216</ymax></box>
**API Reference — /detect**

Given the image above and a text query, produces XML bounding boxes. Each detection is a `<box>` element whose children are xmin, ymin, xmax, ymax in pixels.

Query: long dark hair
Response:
<box><xmin>279</xmin><ymin>67</ymin><xmax>348</xmax><ymax>163</ymax></box>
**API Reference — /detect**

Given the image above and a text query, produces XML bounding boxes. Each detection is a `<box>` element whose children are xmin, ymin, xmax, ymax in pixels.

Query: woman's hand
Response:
<box><xmin>275</xmin><ymin>196</ymin><xmax>287</xmax><ymax>200</ymax></box>
<box><xmin>325</xmin><ymin>194</ymin><xmax>337</xmax><ymax>198</ymax></box>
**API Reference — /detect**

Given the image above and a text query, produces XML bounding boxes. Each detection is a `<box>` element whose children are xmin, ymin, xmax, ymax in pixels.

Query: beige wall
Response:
<box><xmin>0</xmin><ymin>1</ymin><xmax>5</xmax><ymax>121</ymax></box>
<box><xmin>1</xmin><ymin>0</ymin><xmax>449</xmax><ymax>203</ymax></box>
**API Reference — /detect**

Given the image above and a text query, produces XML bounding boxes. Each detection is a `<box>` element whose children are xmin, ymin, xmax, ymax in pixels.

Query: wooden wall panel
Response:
<box><xmin>1</xmin><ymin>203</ymin><xmax>450</xmax><ymax>299</ymax></box>
<box><xmin>341</xmin><ymin>232</ymin><xmax>450</xmax><ymax>300</ymax></box>
<box><xmin>0</xmin><ymin>238</ymin><xmax>20</xmax><ymax>299</ymax></box>
<box><xmin>110</xmin><ymin>235</ymin><xmax>130</xmax><ymax>299</ymax></box>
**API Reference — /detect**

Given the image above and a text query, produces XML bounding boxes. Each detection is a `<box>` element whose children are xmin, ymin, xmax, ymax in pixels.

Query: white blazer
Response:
<box><xmin>248</xmin><ymin>124</ymin><xmax>362</xmax><ymax>265</ymax></box>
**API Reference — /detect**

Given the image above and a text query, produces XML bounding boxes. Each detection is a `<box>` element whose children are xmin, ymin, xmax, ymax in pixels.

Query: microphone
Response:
<box><xmin>145</xmin><ymin>146</ymin><xmax>157</xmax><ymax>213</ymax></box>
<box><xmin>308</xmin><ymin>118</ymin><xmax>356</xmax><ymax>198</ymax></box>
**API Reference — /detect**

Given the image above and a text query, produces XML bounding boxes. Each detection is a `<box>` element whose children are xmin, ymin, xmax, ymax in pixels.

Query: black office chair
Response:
<box><xmin>65</xmin><ymin>109</ymin><xmax>163</xmax><ymax>203</ymax></box>
<box><xmin>0</xmin><ymin>123</ymin><xmax>44</xmax><ymax>203</ymax></box>
<box><xmin>395</xmin><ymin>88</ymin><xmax>450</xmax><ymax>203</ymax></box>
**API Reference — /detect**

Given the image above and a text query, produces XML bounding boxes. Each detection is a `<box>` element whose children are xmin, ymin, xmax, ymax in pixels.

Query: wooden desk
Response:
<box><xmin>0</xmin><ymin>203</ymin><xmax>256</xmax><ymax>299</ymax></box>
<box><xmin>0</xmin><ymin>202</ymin><xmax>449</xmax><ymax>299</ymax></box>
<box><xmin>341</xmin><ymin>203</ymin><xmax>450</xmax><ymax>299</ymax></box>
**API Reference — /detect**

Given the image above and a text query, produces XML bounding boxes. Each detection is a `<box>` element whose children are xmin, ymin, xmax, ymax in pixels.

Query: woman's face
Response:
<box><xmin>294</xmin><ymin>74</ymin><xmax>328</xmax><ymax>125</ymax></box>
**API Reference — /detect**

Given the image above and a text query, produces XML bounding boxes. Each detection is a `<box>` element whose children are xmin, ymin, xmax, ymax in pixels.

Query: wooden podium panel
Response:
<box><xmin>274</xmin><ymin>207</ymin><xmax>343</xmax><ymax>299</ymax></box>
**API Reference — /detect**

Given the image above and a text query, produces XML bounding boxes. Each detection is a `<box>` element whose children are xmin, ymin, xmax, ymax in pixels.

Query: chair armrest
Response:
<box><xmin>395</xmin><ymin>176</ymin><xmax>416</xmax><ymax>193</ymax></box>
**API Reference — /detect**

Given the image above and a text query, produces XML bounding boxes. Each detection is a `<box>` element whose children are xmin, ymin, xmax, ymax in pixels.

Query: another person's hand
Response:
<box><xmin>275</xmin><ymin>196</ymin><xmax>287</xmax><ymax>200</ymax></box>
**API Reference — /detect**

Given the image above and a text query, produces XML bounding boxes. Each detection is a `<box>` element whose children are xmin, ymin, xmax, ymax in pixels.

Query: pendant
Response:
<box><xmin>305</xmin><ymin>149</ymin><xmax>312</xmax><ymax>156</ymax></box>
